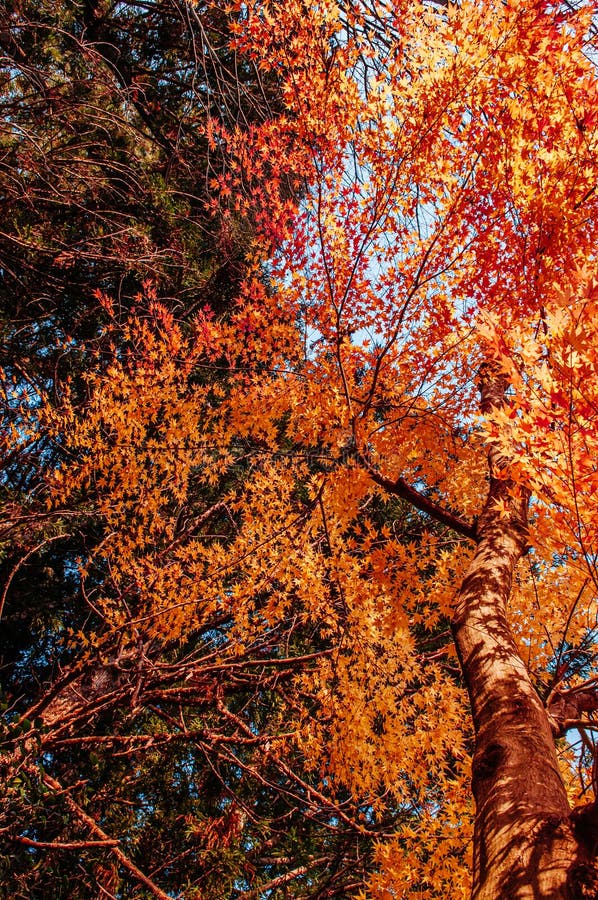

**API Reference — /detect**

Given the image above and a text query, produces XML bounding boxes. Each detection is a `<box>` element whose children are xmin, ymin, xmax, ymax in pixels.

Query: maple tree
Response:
<box><xmin>219</xmin><ymin>0</ymin><xmax>598</xmax><ymax>894</ymax></box>
<box><xmin>3</xmin><ymin>0</ymin><xmax>598</xmax><ymax>898</ymax></box>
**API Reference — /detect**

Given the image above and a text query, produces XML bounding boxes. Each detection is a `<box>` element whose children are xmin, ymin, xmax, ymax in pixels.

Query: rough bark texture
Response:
<box><xmin>452</xmin><ymin>370</ymin><xmax>598</xmax><ymax>899</ymax></box>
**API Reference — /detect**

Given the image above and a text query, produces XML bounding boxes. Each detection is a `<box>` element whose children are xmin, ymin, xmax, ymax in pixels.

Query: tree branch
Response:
<box><xmin>13</xmin><ymin>834</ymin><xmax>118</xmax><ymax>850</ymax></box>
<box><xmin>41</xmin><ymin>773</ymin><xmax>176</xmax><ymax>900</ymax></box>
<box><xmin>357</xmin><ymin>449</ymin><xmax>476</xmax><ymax>539</ymax></box>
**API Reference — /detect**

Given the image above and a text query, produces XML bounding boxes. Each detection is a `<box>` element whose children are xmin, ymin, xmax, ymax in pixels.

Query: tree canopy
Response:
<box><xmin>2</xmin><ymin>0</ymin><xmax>598</xmax><ymax>897</ymax></box>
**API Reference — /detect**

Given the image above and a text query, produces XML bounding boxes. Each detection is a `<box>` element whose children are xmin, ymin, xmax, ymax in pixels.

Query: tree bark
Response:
<box><xmin>451</xmin><ymin>369</ymin><xmax>598</xmax><ymax>899</ymax></box>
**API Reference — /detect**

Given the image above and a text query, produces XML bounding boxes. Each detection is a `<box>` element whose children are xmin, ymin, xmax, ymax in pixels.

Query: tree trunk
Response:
<box><xmin>451</xmin><ymin>370</ymin><xmax>598</xmax><ymax>899</ymax></box>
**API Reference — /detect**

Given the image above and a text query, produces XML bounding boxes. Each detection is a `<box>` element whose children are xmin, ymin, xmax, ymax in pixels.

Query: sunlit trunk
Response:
<box><xmin>451</xmin><ymin>371</ymin><xmax>598</xmax><ymax>899</ymax></box>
